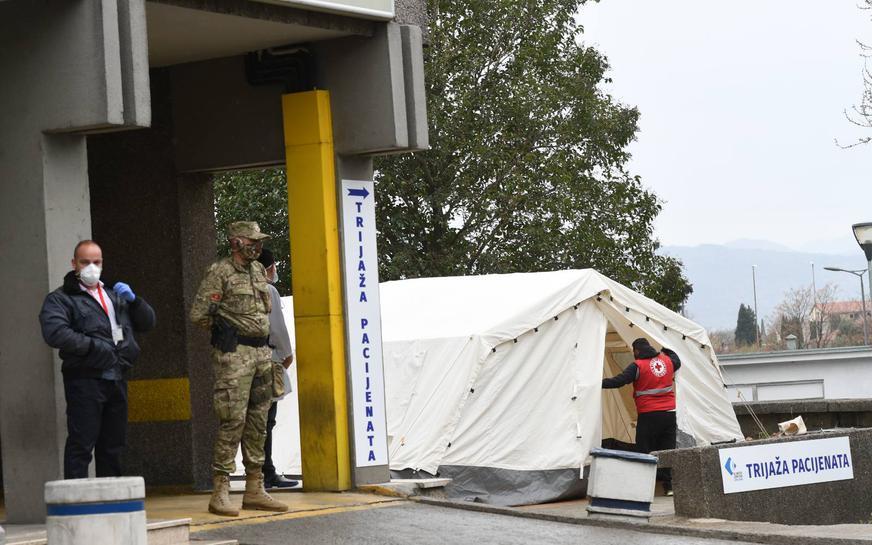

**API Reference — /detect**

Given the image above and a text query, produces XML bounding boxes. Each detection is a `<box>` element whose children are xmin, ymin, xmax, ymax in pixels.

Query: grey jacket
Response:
<box><xmin>267</xmin><ymin>284</ymin><xmax>293</xmax><ymax>363</ymax></box>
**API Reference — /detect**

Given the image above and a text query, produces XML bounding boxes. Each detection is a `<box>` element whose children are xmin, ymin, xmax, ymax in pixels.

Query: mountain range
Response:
<box><xmin>662</xmin><ymin>239</ymin><xmax>869</xmax><ymax>331</ymax></box>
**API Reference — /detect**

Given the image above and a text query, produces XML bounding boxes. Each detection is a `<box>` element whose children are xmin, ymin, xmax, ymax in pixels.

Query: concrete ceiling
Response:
<box><xmin>146</xmin><ymin>2</ymin><xmax>350</xmax><ymax>67</ymax></box>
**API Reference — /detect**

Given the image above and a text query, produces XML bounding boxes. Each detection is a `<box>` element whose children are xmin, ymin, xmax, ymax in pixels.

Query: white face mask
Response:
<box><xmin>78</xmin><ymin>263</ymin><xmax>102</xmax><ymax>287</ymax></box>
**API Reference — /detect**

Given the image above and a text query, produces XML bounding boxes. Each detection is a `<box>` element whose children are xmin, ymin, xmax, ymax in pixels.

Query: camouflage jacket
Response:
<box><xmin>190</xmin><ymin>257</ymin><xmax>272</xmax><ymax>338</ymax></box>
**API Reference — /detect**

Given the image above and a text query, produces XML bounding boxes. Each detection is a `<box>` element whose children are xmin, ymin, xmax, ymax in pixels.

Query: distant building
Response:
<box><xmin>811</xmin><ymin>300</ymin><xmax>871</xmax><ymax>346</ymax></box>
<box><xmin>718</xmin><ymin>346</ymin><xmax>872</xmax><ymax>402</ymax></box>
<box><xmin>815</xmin><ymin>300</ymin><xmax>870</xmax><ymax>321</ymax></box>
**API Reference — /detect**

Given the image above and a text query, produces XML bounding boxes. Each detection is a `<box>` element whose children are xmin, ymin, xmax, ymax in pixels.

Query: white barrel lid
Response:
<box><xmin>45</xmin><ymin>477</ymin><xmax>145</xmax><ymax>504</ymax></box>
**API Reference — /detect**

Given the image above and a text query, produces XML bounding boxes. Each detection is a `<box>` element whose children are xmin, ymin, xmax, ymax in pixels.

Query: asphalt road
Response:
<box><xmin>195</xmin><ymin>502</ymin><xmax>759</xmax><ymax>545</ymax></box>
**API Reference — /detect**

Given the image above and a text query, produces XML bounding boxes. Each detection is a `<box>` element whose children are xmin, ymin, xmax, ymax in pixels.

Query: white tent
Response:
<box><xmin>256</xmin><ymin>269</ymin><xmax>743</xmax><ymax>504</ymax></box>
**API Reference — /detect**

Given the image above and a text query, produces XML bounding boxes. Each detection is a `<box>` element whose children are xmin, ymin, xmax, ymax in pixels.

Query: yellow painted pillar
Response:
<box><xmin>282</xmin><ymin>90</ymin><xmax>351</xmax><ymax>491</ymax></box>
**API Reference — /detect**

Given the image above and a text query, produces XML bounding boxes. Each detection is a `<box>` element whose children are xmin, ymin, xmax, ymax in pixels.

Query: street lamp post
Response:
<box><xmin>823</xmin><ymin>266</ymin><xmax>869</xmax><ymax>346</ymax></box>
<box><xmin>752</xmin><ymin>264</ymin><xmax>760</xmax><ymax>347</ymax></box>
<box><xmin>811</xmin><ymin>261</ymin><xmax>817</xmax><ymax>344</ymax></box>
<box><xmin>852</xmin><ymin>223</ymin><xmax>872</xmax><ymax>326</ymax></box>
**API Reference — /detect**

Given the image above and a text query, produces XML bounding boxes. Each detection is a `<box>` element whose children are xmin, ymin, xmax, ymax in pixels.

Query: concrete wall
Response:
<box><xmin>87</xmin><ymin>68</ymin><xmax>218</xmax><ymax>490</ymax></box>
<box><xmin>395</xmin><ymin>0</ymin><xmax>428</xmax><ymax>40</ymax></box>
<box><xmin>170</xmin><ymin>20</ymin><xmax>429</xmax><ymax>173</ymax></box>
<box><xmin>720</xmin><ymin>347</ymin><xmax>872</xmax><ymax>402</ymax></box>
<box><xmin>314</xmin><ymin>22</ymin><xmax>428</xmax><ymax>155</ymax></box>
<box><xmin>152</xmin><ymin>0</ymin><xmax>375</xmax><ymax>35</ymax></box>
<box><xmin>734</xmin><ymin>399</ymin><xmax>872</xmax><ymax>439</ymax></box>
<box><xmin>659</xmin><ymin>429</ymin><xmax>872</xmax><ymax>525</ymax></box>
<box><xmin>170</xmin><ymin>56</ymin><xmax>286</xmax><ymax>172</ymax></box>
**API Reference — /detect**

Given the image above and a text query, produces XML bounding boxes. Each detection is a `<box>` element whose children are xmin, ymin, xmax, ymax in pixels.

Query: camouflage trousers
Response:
<box><xmin>211</xmin><ymin>344</ymin><xmax>273</xmax><ymax>475</ymax></box>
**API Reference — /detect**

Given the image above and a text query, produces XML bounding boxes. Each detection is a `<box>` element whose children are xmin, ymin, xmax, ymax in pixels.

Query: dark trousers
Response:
<box><xmin>636</xmin><ymin>410</ymin><xmax>677</xmax><ymax>489</ymax></box>
<box><xmin>63</xmin><ymin>378</ymin><xmax>128</xmax><ymax>479</ymax></box>
<box><xmin>262</xmin><ymin>401</ymin><xmax>278</xmax><ymax>478</ymax></box>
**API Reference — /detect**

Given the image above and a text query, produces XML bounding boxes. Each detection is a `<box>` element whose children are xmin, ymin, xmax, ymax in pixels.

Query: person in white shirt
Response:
<box><xmin>257</xmin><ymin>248</ymin><xmax>298</xmax><ymax>488</ymax></box>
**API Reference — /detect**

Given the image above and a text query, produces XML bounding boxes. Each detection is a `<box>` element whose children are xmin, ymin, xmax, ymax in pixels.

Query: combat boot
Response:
<box><xmin>208</xmin><ymin>474</ymin><xmax>239</xmax><ymax>517</ymax></box>
<box><xmin>242</xmin><ymin>471</ymin><xmax>289</xmax><ymax>512</ymax></box>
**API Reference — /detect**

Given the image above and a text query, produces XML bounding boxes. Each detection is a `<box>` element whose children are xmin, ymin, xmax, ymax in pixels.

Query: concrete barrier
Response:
<box><xmin>658</xmin><ymin>428</ymin><xmax>872</xmax><ymax>525</ymax></box>
<box><xmin>45</xmin><ymin>477</ymin><xmax>146</xmax><ymax>545</ymax></box>
<box><xmin>586</xmin><ymin>448</ymin><xmax>657</xmax><ymax>521</ymax></box>
<box><xmin>734</xmin><ymin>399</ymin><xmax>872</xmax><ymax>438</ymax></box>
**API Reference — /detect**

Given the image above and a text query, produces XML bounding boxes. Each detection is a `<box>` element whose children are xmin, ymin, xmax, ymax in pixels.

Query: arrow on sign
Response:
<box><xmin>724</xmin><ymin>457</ymin><xmax>734</xmax><ymax>475</ymax></box>
<box><xmin>347</xmin><ymin>187</ymin><xmax>370</xmax><ymax>199</ymax></box>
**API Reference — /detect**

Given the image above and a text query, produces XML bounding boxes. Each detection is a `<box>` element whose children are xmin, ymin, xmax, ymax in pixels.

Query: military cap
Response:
<box><xmin>228</xmin><ymin>221</ymin><xmax>270</xmax><ymax>240</ymax></box>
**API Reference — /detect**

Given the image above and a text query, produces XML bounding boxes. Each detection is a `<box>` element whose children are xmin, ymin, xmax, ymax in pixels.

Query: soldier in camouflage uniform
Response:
<box><xmin>190</xmin><ymin>221</ymin><xmax>288</xmax><ymax>516</ymax></box>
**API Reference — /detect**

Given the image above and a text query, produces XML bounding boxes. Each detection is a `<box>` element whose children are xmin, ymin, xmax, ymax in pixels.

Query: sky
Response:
<box><xmin>579</xmin><ymin>1</ymin><xmax>872</xmax><ymax>253</ymax></box>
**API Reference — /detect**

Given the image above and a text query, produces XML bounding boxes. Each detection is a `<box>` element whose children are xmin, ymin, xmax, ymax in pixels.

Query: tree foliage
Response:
<box><xmin>375</xmin><ymin>0</ymin><xmax>692</xmax><ymax>311</ymax></box>
<box><xmin>213</xmin><ymin>169</ymin><xmax>292</xmax><ymax>296</ymax></box>
<box><xmin>734</xmin><ymin>304</ymin><xmax>758</xmax><ymax>347</ymax></box>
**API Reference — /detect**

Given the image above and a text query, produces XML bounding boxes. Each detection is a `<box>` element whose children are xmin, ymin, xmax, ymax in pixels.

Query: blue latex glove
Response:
<box><xmin>114</xmin><ymin>282</ymin><xmax>136</xmax><ymax>302</ymax></box>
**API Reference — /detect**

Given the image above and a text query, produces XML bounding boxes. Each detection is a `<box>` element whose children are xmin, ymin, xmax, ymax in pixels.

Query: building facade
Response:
<box><xmin>720</xmin><ymin>346</ymin><xmax>872</xmax><ymax>403</ymax></box>
<box><xmin>0</xmin><ymin>0</ymin><xmax>428</xmax><ymax>523</ymax></box>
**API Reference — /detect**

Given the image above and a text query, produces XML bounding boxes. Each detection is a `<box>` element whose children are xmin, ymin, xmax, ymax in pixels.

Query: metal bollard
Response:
<box><xmin>45</xmin><ymin>477</ymin><xmax>146</xmax><ymax>545</ymax></box>
<box><xmin>1</xmin><ymin>523</ymin><xmax>5</xmax><ymax>545</ymax></box>
<box><xmin>586</xmin><ymin>448</ymin><xmax>658</xmax><ymax>522</ymax></box>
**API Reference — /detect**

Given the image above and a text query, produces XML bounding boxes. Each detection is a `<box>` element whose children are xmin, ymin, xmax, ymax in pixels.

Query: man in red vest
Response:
<box><xmin>602</xmin><ymin>337</ymin><xmax>681</xmax><ymax>495</ymax></box>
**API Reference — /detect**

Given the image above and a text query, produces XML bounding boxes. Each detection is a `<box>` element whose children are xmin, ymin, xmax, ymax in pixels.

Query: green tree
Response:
<box><xmin>644</xmin><ymin>256</ymin><xmax>694</xmax><ymax>313</ymax></box>
<box><xmin>374</xmin><ymin>0</ymin><xmax>692</xmax><ymax>310</ymax></box>
<box><xmin>213</xmin><ymin>169</ymin><xmax>292</xmax><ymax>296</ymax></box>
<box><xmin>734</xmin><ymin>304</ymin><xmax>758</xmax><ymax>346</ymax></box>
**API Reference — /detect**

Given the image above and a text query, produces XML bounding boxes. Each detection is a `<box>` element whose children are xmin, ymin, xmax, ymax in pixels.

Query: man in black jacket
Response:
<box><xmin>39</xmin><ymin>240</ymin><xmax>156</xmax><ymax>478</ymax></box>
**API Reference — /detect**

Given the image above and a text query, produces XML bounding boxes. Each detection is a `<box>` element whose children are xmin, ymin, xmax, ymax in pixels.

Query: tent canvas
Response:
<box><xmin>245</xmin><ymin>269</ymin><xmax>743</xmax><ymax>505</ymax></box>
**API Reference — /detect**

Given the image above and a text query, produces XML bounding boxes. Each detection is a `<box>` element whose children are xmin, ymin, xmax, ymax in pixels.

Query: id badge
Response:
<box><xmin>112</xmin><ymin>326</ymin><xmax>124</xmax><ymax>345</ymax></box>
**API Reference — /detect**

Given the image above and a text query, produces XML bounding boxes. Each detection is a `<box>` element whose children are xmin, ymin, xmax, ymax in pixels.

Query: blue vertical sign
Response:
<box><xmin>340</xmin><ymin>179</ymin><xmax>388</xmax><ymax>467</ymax></box>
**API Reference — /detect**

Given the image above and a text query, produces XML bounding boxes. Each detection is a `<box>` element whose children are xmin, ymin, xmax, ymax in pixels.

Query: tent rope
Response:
<box><xmin>717</xmin><ymin>365</ymin><xmax>769</xmax><ymax>439</ymax></box>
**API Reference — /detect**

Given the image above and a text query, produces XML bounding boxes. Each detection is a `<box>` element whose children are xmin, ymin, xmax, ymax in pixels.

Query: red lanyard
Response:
<box><xmin>95</xmin><ymin>285</ymin><xmax>109</xmax><ymax>316</ymax></box>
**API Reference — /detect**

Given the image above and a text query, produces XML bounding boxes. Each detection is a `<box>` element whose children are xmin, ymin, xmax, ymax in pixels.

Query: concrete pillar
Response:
<box><xmin>0</xmin><ymin>133</ymin><xmax>91</xmax><ymax>523</ymax></box>
<box><xmin>283</xmin><ymin>91</ymin><xmax>353</xmax><ymax>491</ymax></box>
<box><xmin>45</xmin><ymin>477</ymin><xmax>146</xmax><ymax>545</ymax></box>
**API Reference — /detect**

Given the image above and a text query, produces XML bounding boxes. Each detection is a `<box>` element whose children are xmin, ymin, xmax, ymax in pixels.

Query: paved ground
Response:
<box><xmin>4</xmin><ymin>487</ymin><xmax>870</xmax><ymax>545</ymax></box>
<box><xmin>194</xmin><ymin>501</ymin><xmax>760</xmax><ymax>545</ymax></box>
<box><xmin>509</xmin><ymin>495</ymin><xmax>872</xmax><ymax>543</ymax></box>
<box><xmin>146</xmin><ymin>489</ymin><xmax>398</xmax><ymax>527</ymax></box>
